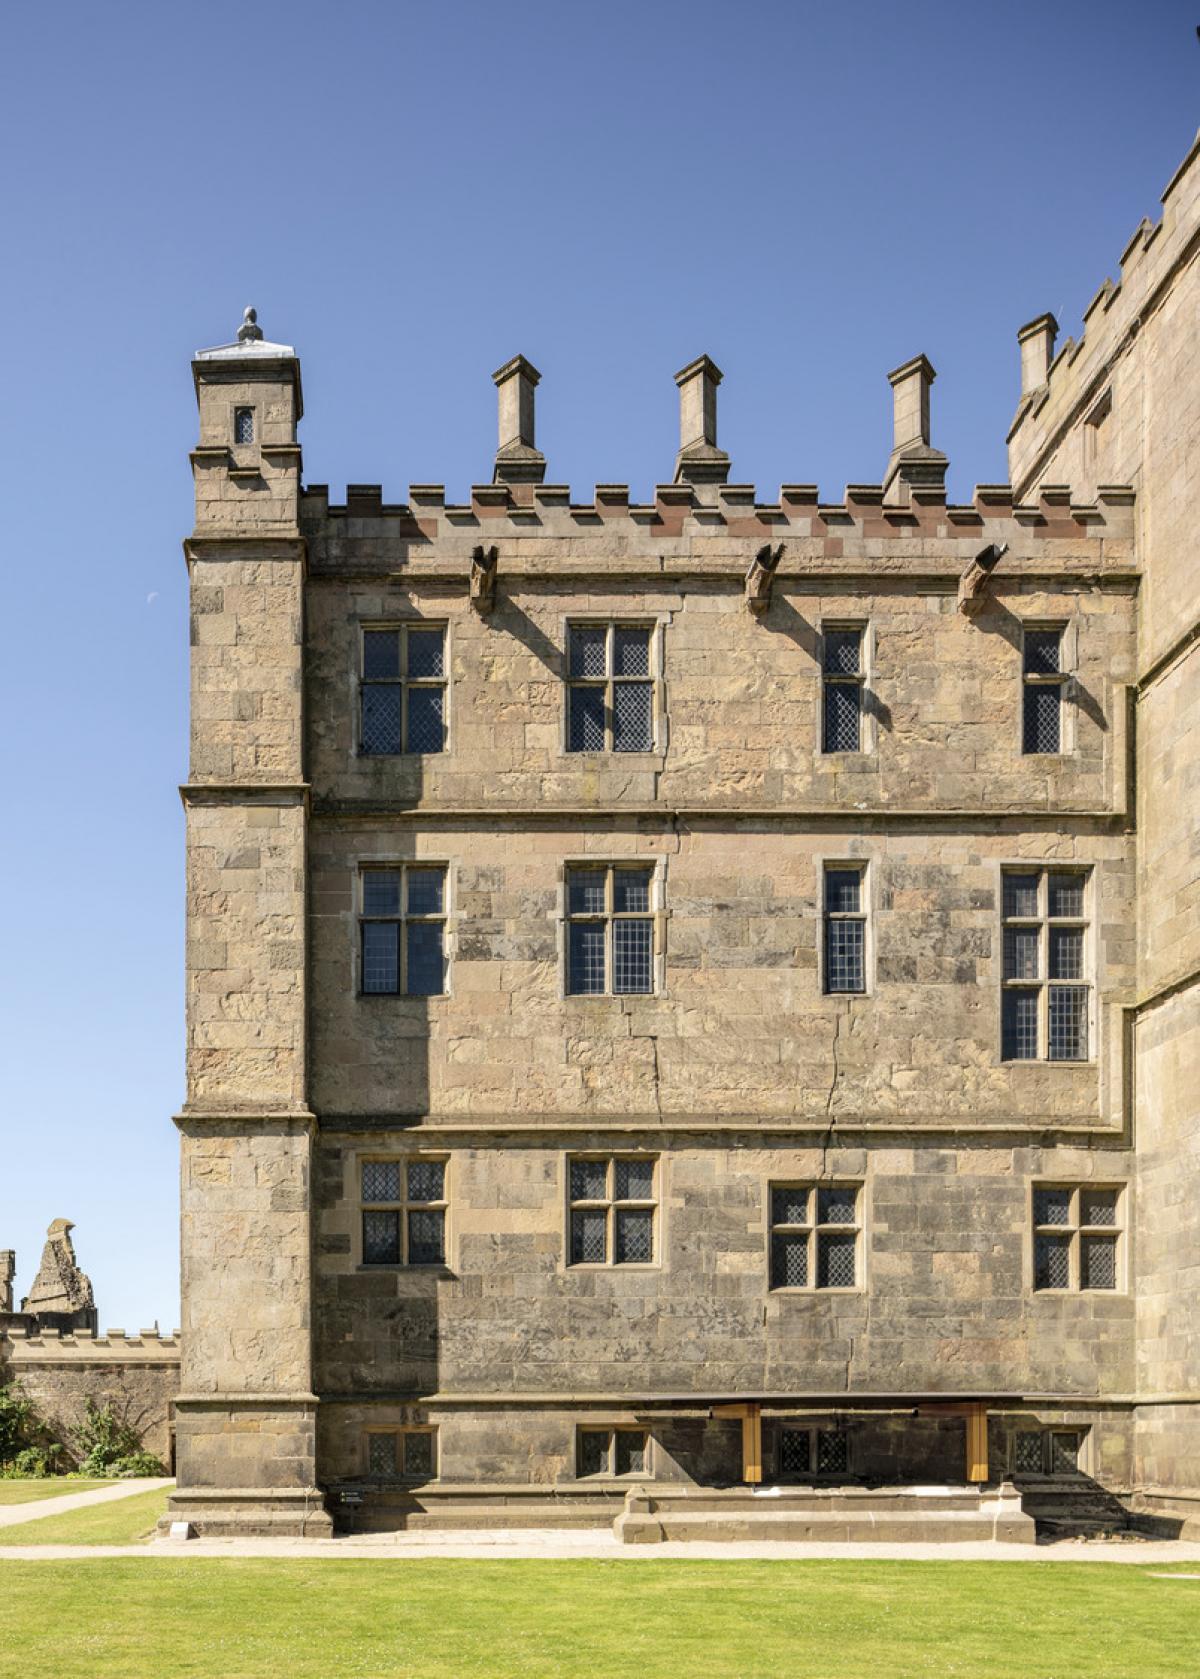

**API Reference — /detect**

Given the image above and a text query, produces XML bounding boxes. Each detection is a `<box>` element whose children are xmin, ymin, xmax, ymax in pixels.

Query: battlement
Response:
<box><xmin>2</xmin><ymin>1324</ymin><xmax>181</xmax><ymax>1359</ymax></box>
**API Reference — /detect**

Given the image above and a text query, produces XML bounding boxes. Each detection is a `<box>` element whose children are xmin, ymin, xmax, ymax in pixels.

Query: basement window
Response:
<box><xmin>365</xmin><ymin>1428</ymin><xmax>436</xmax><ymax>1481</ymax></box>
<box><xmin>576</xmin><ymin>1428</ymin><xmax>649</xmax><ymax>1478</ymax></box>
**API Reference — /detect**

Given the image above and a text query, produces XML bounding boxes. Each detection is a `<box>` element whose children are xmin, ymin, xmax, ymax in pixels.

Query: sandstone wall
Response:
<box><xmin>1</xmin><ymin>1329</ymin><xmax>179</xmax><ymax>1465</ymax></box>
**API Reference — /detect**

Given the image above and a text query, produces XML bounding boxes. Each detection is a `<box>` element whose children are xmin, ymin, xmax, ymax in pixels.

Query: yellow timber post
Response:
<box><xmin>965</xmin><ymin>1403</ymin><xmax>989</xmax><ymax>1484</ymax></box>
<box><xmin>712</xmin><ymin>1402</ymin><xmax>763</xmax><ymax>1484</ymax></box>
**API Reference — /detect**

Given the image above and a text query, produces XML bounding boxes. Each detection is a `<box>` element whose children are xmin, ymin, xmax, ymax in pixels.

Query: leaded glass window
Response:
<box><xmin>777</xmin><ymin>1425</ymin><xmax>850</xmax><ymax>1479</ymax></box>
<box><xmin>566</xmin><ymin>622</ymin><xmax>658</xmax><ymax>753</ymax></box>
<box><xmin>361</xmin><ymin>1157</ymin><xmax>447</xmax><ymax>1267</ymax></box>
<box><xmin>822</xmin><ymin>625</ymin><xmax>865</xmax><ymax>753</ymax></box>
<box><xmin>568</xmin><ymin>1156</ymin><xmax>657</xmax><ymax>1267</ymax></box>
<box><xmin>824</xmin><ymin>866</ymin><xmax>866</xmax><ymax>994</ymax></box>
<box><xmin>365</xmin><ymin>1429</ymin><xmax>436</xmax><ymax>1480</ymax></box>
<box><xmin>1032</xmin><ymin>1184</ymin><xmax>1122</xmax><ymax>1292</ymax></box>
<box><xmin>769</xmin><ymin>1184</ymin><xmax>861</xmax><ymax>1290</ymax></box>
<box><xmin>577</xmin><ymin>1428</ymin><xmax>649</xmax><ymax>1478</ymax></box>
<box><xmin>1001</xmin><ymin>868</ymin><xmax>1090</xmax><ymax>1061</ymax></box>
<box><xmin>565</xmin><ymin>864</ymin><xmax>656</xmax><ymax>996</ymax></box>
<box><xmin>1022</xmin><ymin>626</ymin><xmax>1068</xmax><ymax>754</ymax></box>
<box><xmin>360</xmin><ymin>624</ymin><xmax>447</xmax><ymax>755</ymax></box>
<box><xmin>234</xmin><ymin>405</ymin><xmax>255</xmax><ymax>444</ymax></box>
<box><xmin>1011</xmin><ymin>1429</ymin><xmax>1086</xmax><ymax>1476</ymax></box>
<box><xmin>360</xmin><ymin>866</ymin><xmax>447</xmax><ymax>996</ymax></box>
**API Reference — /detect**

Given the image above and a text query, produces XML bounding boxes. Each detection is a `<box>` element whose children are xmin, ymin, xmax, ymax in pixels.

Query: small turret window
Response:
<box><xmin>234</xmin><ymin>407</ymin><xmax>255</xmax><ymax>445</ymax></box>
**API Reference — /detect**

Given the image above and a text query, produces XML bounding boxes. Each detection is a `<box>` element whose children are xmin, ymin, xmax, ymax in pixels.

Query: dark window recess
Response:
<box><xmin>234</xmin><ymin>406</ymin><xmax>255</xmax><ymax>444</ymax></box>
<box><xmin>1022</xmin><ymin>628</ymin><xmax>1066</xmax><ymax>754</ymax></box>
<box><xmin>567</xmin><ymin>624</ymin><xmax>655</xmax><ymax>753</ymax></box>
<box><xmin>824</xmin><ymin>868</ymin><xmax>866</xmax><ymax>994</ymax></box>
<box><xmin>822</xmin><ymin>628</ymin><xmax>864</xmax><ymax>752</ymax></box>
<box><xmin>360</xmin><ymin>625</ymin><xmax>446</xmax><ymax>755</ymax></box>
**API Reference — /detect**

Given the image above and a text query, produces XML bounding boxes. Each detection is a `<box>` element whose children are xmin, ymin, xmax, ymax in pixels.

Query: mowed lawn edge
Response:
<box><xmin>1</xmin><ymin>1558</ymin><xmax>1198</xmax><ymax>1679</ymax></box>
<box><xmin>0</xmin><ymin>1479</ymin><xmax>113</xmax><ymax>1506</ymax></box>
<box><xmin>0</xmin><ymin>1488</ymin><xmax>168</xmax><ymax>1545</ymax></box>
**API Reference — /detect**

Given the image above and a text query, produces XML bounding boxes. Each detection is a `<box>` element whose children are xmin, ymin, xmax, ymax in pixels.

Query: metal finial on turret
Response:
<box><xmin>237</xmin><ymin>306</ymin><xmax>263</xmax><ymax>344</ymax></box>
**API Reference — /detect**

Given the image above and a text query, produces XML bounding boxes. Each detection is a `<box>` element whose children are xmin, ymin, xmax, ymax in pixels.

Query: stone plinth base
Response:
<box><xmin>163</xmin><ymin>1487</ymin><xmax>334</xmax><ymax>1538</ymax></box>
<box><xmin>331</xmin><ymin>1481</ymin><xmax>624</xmax><ymax>1534</ymax></box>
<box><xmin>1128</xmin><ymin>1488</ymin><xmax>1200</xmax><ymax>1541</ymax></box>
<box><xmin>613</xmin><ymin>1483</ymin><xmax>1036</xmax><ymax>1544</ymax></box>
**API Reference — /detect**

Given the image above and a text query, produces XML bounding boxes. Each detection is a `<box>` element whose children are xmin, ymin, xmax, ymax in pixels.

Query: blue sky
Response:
<box><xmin>0</xmin><ymin>0</ymin><xmax>1195</xmax><ymax>1330</ymax></box>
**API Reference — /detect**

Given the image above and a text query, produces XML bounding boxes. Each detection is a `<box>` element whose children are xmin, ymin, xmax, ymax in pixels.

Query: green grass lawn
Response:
<box><xmin>1</xmin><ymin>1560</ymin><xmax>1198</xmax><ymax>1679</ymax></box>
<box><xmin>0</xmin><ymin>1488</ymin><xmax>168</xmax><ymax>1545</ymax></box>
<box><xmin>0</xmin><ymin>1479</ymin><xmax>111</xmax><ymax>1506</ymax></box>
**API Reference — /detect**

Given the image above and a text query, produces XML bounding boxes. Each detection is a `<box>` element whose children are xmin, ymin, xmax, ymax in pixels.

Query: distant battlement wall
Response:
<box><xmin>0</xmin><ymin>1325</ymin><xmax>181</xmax><ymax>1467</ymax></box>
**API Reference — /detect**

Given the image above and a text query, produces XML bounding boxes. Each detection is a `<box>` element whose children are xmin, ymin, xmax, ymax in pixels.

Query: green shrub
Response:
<box><xmin>71</xmin><ymin>1398</ymin><xmax>160</xmax><ymax>1476</ymax></box>
<box><xmin>108</xmin><ymin>1451</ymin><xmax>165</xmax><ymax>1477</ymax></box>
<box><xmin>0</xmin><ymin>1384</ymin><xmax>39</xmax><ymax>1465</ymax></box>
<box><xmin>1</xmin><ymin>1445</ymin><xmax>63</xmax><ymax>1478</ymax></box>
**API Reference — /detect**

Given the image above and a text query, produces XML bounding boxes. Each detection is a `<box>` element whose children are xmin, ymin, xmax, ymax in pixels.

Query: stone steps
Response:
<box><xmin>614</xmin><ymin>1483</ymin><xmax>1036</xmax><ymax>1544</ymax></box>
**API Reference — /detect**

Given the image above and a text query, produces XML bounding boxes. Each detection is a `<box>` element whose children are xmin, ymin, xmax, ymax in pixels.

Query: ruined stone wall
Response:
<box><xmin>1</xmin><ymin>1329</ymin><xmax>179</xmax><ymax>1465</ymax></box>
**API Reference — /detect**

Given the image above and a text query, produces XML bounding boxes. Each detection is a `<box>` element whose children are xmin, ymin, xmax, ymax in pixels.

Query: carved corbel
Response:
<box><xmin>958</xmin><ymin>542</ymin><xmax>1007</xmax><ymax>618</ymax></box>
<box><xmin>745</xmin><ymin>542</ymin><xmax>785</xmax><ymax>617</ymax></box>
<box><xmin>470</xmin><ymin>544</ymin><xmax>498</xmax><ymax>614</ymax></box>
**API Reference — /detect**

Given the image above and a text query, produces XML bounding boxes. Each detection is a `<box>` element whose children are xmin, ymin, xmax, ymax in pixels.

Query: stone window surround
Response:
<box><xmin>997</xmin><ymin>862</ymin><xmax>1094</xmax><ymax>1066</ymax></box>
<box><xmin>1007</xmin><ymin>1424</ymin><xmax>1091</xmax><ymax>1478</ymax></box>
<box><xmin>563</xmin><ymin>1153</ymin><xmax>661</xmax><ymax>1272</ymax></box>
<box><xmin>1018</xmin><ymin>616</ymin><xmax>1078</xmax><ymax>758</ymax></box>
<box><xmin>362</xmin><ymin>1424</ymin><xmax>439</xmax><ymax>1481</ymax></box>
<box><xmin>355</xmin><ymin>616</ymin><xmax>450</xmax><ymax>759</ymax></box>
<box><xmin>354</xmin><ymin>1152</ymin><xmax>453</xmax><ymax>1272</ymax></box>
<box><xmin>815</xmin><ymin>855</ymin><xmax>873</xmax><ymax>997</ymax></box>
<box><xmin>818</xmin><ymin>617</ymin><xmax>875</xmax><ymax>756</ymax></box>
<box><xmin>1026</xmin><ymin>1181</ymin><xmax>1125</xmax><ymax>1294</ymax></box>
<box><xmin>766</xmin><ymin>1180</ymin><xmax>866</xmax><ymax>1294</ymax></box>
<box><xmin>558</xmin><ymin>612</ymin><xmax>669</xmax><ymax>758</ymax></box>
<box><xmin>556</xmin><ymin>855</ymin><xmax>668</xmax><ymax>1001</ymax></box>
<box><xmin>771</xmin><ymin>1419</ymin><xmax>855</xmax><ymax>1479</ymax></box>
<box><xmin>355</xmin><ymin>859</ymin><xmax>454</xmax><ymax>1000</ymax></box>
<box><xmin>574</xmin><ymin>1424</ymin><xmax>653</xmax><ymax>1480</ymax></box>
<box><xmin>232</xmin><ymin>403</ymin><xmax>255</xmax><ymax>445</ymax></box>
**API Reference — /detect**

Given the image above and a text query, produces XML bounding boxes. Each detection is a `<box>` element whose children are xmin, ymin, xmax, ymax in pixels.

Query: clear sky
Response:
<box><xmin>0</xmin><ymin>0</ymin><xmax>1195</xmax><ymax>1331</ymax></box>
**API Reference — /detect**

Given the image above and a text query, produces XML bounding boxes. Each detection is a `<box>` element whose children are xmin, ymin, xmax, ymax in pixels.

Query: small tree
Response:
<box><xmin>71</xmin><ymin>1397</ymin><xmax>163</xmax><ymax>1476</ymax></box>
<box><xmin>0</xmin><ymin>1384</ymin><xmax>38</xmax><ymax>1465</ymax></box>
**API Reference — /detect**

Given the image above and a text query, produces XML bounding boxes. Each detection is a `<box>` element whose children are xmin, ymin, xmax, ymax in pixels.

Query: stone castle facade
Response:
<box><xmin>169</xmin><ymin>129</ymin><xmax>1199</xmax><ymax>1539</ymax></box>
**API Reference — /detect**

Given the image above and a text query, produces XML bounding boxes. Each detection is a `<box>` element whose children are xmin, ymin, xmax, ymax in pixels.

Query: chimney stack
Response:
<box><xmin>674</xmin><ymin>355</ymin><xmax>730</xmax><ymax>485</ymax></box>
<box><xmin>492</xmin><ymin>355</ymin><xmax>546</xmax><ymax>485</ymax></box>
<box><xmin>1017</xmin><ymin>313</ymin><xmax>1058</xmax><ymax>397</ymax></box>
<box><xmin>882</xmin><ymin>354</ymin><xmax>947</xmax><ymax>504</ymax></box>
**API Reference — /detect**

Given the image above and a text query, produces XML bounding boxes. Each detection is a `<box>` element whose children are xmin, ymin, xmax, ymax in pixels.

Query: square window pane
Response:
<box><xmin>825</xmin><ymin>920</ymin><xmax>864</xmax><ymax>994</ymax></box>
<box><xmin>361</xmin><ymin>685</ymin><xmax>403</xmax><ymax>754</ymax></box>
<box><xmin>613</xmin><ymin>627</ymin><xmax>651</xmax><ymax>677</ymax></box>
<box><xmin>569</xmin><ymin>626</ymin><xmax>608</xmax><ymax>678</ymax></box>
<box><xmin>368</xmin><ymin>1433</ymin><xmax>397</xmax><ymax>1476</ymax></box>
<box><xmin>406</xmin><ymin>922</ymin><xmax>445</xmax><ymax>997</ymax></box>
<box><xmin>614</xmin><ymin>1159</ymin><xmax>654</xmax><ymax>1201</ymax></box>
<box><xmin>406</xmin><ymin>628</ymin><xmax>445</xmax><ymax>679</ymax></box>
<box><xmin>817</xmin><ymin>1231</ymin><xmax>857</xmax><ymax>1288</ymax></box>
<box><xmin>568</xmin><ymin>686</ymin><xmax>606</xmax><ymax>752</ymax></box>
<box><xmin>362</xmin><ymin>1161</ymin><xmax>401</xmax><ymax>1203</ymax></box>
<box><xmin>824</xmin><ymin>869</ymin><xmax>861</xmax><ymax>914</ymax></box>
<box><xmin>1001</xmin><ymin>989</ymin><xmax>1039</xmax><ymax>1060</ymax></box>
<box><xmin>363</xmin><ymin>871</ymin><xmax>402</xmax><ymax>917</ymax></box>
<box><xmin>1049</xmin><ymin>927</ymin><xmax>1084</xmax><ymax>980</ymax></box>
<box><xmin>1023</xmin><ymin>630</ymin><xmax>1062</xmax><ymax>674</ymax></box>
<box><xmin>817</xmin><ymin>1187</ymin><xmax>858</xmax><ymax>1226</ymax></box>
<box><xmin>407</xmin><ymin>1160</ymin><xmax>445</xmax><ymax>1204</ymax></box>
<box><xmin>407</xmin><ymin>1209</ymin><xmax>445</xmax><ymax>1266</ymax></box>
<box><xmin>570</xmin><ymin>1158</ymin><xmax>608</xmax><ymax>1201</ymax></box>
<box><xmin>613</xmin><ymin>868</ymin><xmax>652</xmax><ymax>914</ymax></box>
<box><xmin>615</xmin><ymin>1432</ymin><xmax>646</xmax><ymax>1476</ymax></box>
<box><xmin>1014</xmin><ymin>1434</ymin><xmax>1043</xmax><ymax>1474</ymax></box>
<box><xmin>1023</xmin><ymin>683</ymin><xmax>1061</xmax><ymax>753</ymax></box>
<box><xmin>362</xmin><ymin>922</ymin><xmax>400</xmax><ymax>993</ymax></box>
<box><xmin>1050</xmin><ymin>1433</ymin><xmax>1081</xmax><ymax>1474</ymax></box>
<box><xmin>363</xmin><ymin>1209</ymin><xmax>401</xmax><ymax>1265</ymax></box>
<box><xmin>1034</xmin><ymin>1233</ymin><xmax>1071</xmax><ymax>1290</ymax></box>
<box><xmin>1048</xmin><ymin>874</ymin><xmax>1085</xmax><ymax>919</ymax></box>
<box><xmin>823</xmin><ymin>629</ymin><xmax>861</xmax><ymax>674</ymax></box>
<box><xmin>1081</xmin><ymin>1235</ymin><xmax>1117</xmax><ymax>1290</ymax></box>
<box><xmin>578</xmin><ymin>1431</ymin><xmax>609</xmax><ymax>1476</ymax></box>
<box><xmin>615</xmin><ymin>1208</ymin><xmax>653</xmax><ymax>1263</ymax></box>
<box><xmin>1080</xmin><ymin>1188</ymin><xmax>1118</xmax><ymax>1228</ymax></box>
<box><xmin>772</xmin><ymin>1186</ymin><xmax>810</xmax><ymax>1227</ymax></box>
<box><xmin>823</xmin><ymin>682</ymin><xmax>860</xmax><ymax>752</ymax></box>
<box><xmin>568</xmin><ymin>870</ymin><xmax>606</xmax><ymax>915</ymax></box>
<box><xmin>363</xmin><ymin>630</ymin><xmax>401</xmax><ymax>679</ymax></box>
<box><xmin>1048</xmin><ymin>986</ymin><xmax>1088</xmax><ymax>1060</ymax></box>
<box><xmin>1033</xmin><ymin>1187</ymin><xmax>1073</xmax><ymax>1227</ymax></box>
<box><xmin>613</xmin><ymin>919</ymin><xmax>653</xmax><ymax>995</ymax></box>
<box><xmin>1004</xmin><ymin>927</ymin><xmax>1040</xmax><ymax>981</ymax></box>
<box><xmin>771</xmin><ymin>1232</ymin><xmax>808</xmax><ymax>1288</ymax></box>
<box><xmin>816</xmin><ymin>1430</ymin><xmax>848</xmax><ymax>1474</ymax></box>
<box><xmin>779</xmin><ymin>1429</ymin><xmax>811</xmax><ymax>1475</ymax></box>
<box><xmin>568</xmin><ymin>922</ymin><xmax>606</xmax><ymax>995</ymax></box>
<box><xmin>406</xmin><ymin>868</ymin><xmax>445</xmax><ymax>916</ymax></box>
<box><xmin>405</xmin><ymin>687</ymin><xmax>445</xmax><ymax>754</ymax></box>
<box><xmin>570</xmin><ymin>1208</ymin><xmax>608</xmax><ymax>1264</ymax></box>
<box><xmin>1003</xmin><ymin>874</ymin><xmax>1040</xmax><ymax>919</ymax></box>
<box><xmin>613</xmin><ymin>682</ymin><xmax>653</xmax><ymax>752</ymax></box>
<box><xmin>403</xmin><ymin>1432</ymin><xmax>433</xmax><ymax>1479</ymax></box>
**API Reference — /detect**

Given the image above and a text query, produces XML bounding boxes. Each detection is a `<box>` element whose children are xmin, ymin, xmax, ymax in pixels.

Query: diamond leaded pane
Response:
<box><xmin>570</xmin><ymin>1208</ymin><xmax>607</xmax><ymax>1264</ymax></box>
<box><xmin>363</xmin><ymin>1209</ymin><xmax>401</xmax><ymax>1265</ymax></box>
<box><xmin>816</xmin><ymin>1430</ymin><xmax>848</xmax><ymax>1474</ymax></box>
<box><xmin>1048</xmin><ymin>874</ymin><xmax>1085</xmax><ymax>919</ymax></box>
<box><xmin>363</xmin><ymin>1161</ymin><xmax>401</xmax><ymax>1203</ymax></box>
<box><xmin>363</xmin><ymin>630</ymin><xmax>401</xmax><ymax>679</ymax></box>
<box><xmin>817</xmin><ymin>1231</ymin><xmax>856</xmax><ymax>1288</ymax></box>
<box><xmin>578</xmin><ymin>1431</ymin><xmax>609</xmax><ymax>1476</ymax></box>
<box><xmin>1050</xmin><ymin>1432</ymin><xmax>1081</xmax><ymax>1474</ymax></box>
<box><xmin>1003</xmin><ymin>926</ymin><xmax>1040</xmax><ymax>981</ymax></box>
<box><xmin>407</xmin><ymin>1160</ymin><xmax>445</xmax><ymax>1204</ymax></box>
<box><xmin>613</xmin><ymin>627</ymin><xmax>651</xmax><ymax>677</ymax></box>
<box><xmin>405</xmin><ymin>687</ymin><xmax>445</xmax><ymax>754</ymax></box>
<box><xmin>570</xmin><ymin>1158</ymin><xmax>608</xmax><ymax>1201</ymax></box>
<box><xmin>772</xmin><ymin>1186</ymin><xmax>810</xmax><ymax>1226</ymax></box>
<box><xmin>613</xmin><ymin>919</ymin><xmax>653</xmax><ymax>994</ymax></box>
<box><xmin>406</xmin><ymin>628</ymin><xmax>444</xmax><ymax>678</ymax></box>
<box><xmin>615</xmin><ymin>1432</ymin><xmax>646</xmax><ymax>1475</ymax></box>
<box><xmin>403</xmin><ymin>1431</ymin><xmax>433</xmax><ymax>1479</ymax></box>
<box><xmin>825</xmin><ymin>919</ymin><xmax>864</xmax><ymax>993</ymax></box>
<box><xmin>612</xmin><ymin>682</ymin><xmax>653</xmax><ymax>752</ymax></box>
<box><xmin>1034</xmin><ymin>1187</ymin><xmax>1073</xmax><ymax>1226</ymax></box>
<box><xmin>368</xmin><ymin>1433</ymin><xmax>397</xmax><ymax>1476</ymax></box>
<box><xmin>771</xmin><ymin>1232</ymin><xmax>808</xmax><ymax>1288</ymax></box>
<box><xmin>779</xmin><ymin>1429</ymin><xmax>811</xmax><ymax>1475</ymax></box>
<box><xmin>361</xmin><ymin>685</ymin><xmax>403</xmax><ymax>754</ymax></box>
<box><xmin>1023</xmin><ymin>630</ymin><xmax>1062</xmax><ymax>674</ymax></box>
<box><xmin>407</xmin><ymin>1209</ymin><xmax>445</xmax><ymax>1266</ymax></box>
<box><xmin>1001</xmin><ymin>989</ymin><xmax>1038</xmax><ymax>1060</ymax></box>
<box><xmin>613</xmin><ymin>869</ymin><xmax>652</xmax><ymax>914</ymax></box>
<box><xmin>406</xmin><ymin>922</ymin><xmax>444</xmax><ymax>997</ymax></box>
<box><xmin>615</xmin><ymin>1208</ymin><xmax>653</xmax><ymax>1264</ymax></box>
<box><xmin>569</xmin><ymin>627</ymin><xmax>608</xmax><ymax>677</ymax></box>
<box><xmin>1081</xmin><ymin>1234</ymin><xmax>1117</xmax><ymax>1290</ymax></box>
<box><xmin>1035</xmin><ymin>1233</ymin><xmax>1071</xmax><ymax>1290</ymax></box>
<box><xmin>817</xmin><ymin>1187</ymin><xmax>857</xmax><ymax>1226</ymax></box>
<box><xmin>1080</xmin><ymin>1189</ymin><xmax>1118</xmax><ymax>1228</ymax></box>
<box><xmin>1023</xmin><ymin>683</ymin><xmax>1061</xmax><ymax>753</ymax></box>
<box><xmin>568</xmin><ymin>922</ymin><xmax>606</xmax><ymax>995</ymax></box>
<box><xmin>406</xmin><ymin>869</ymin><xmax>444</xmax><ymax>916</ymax></box>
<box><xmin>363</xmin><ymin>871</ymin><xmax>402</xmax><ymax>917</ymax></box>
<box><xmin>823</xmin><ymin>681</ymin><xmax>861</xmax><ymax>752</ymax></box>
<box><xmin>234</xmin><ymin>406</ymin><xmax>255</xmax><ymax>444</ymax></box>
<box><xmin>362</xmin><ymin>922</ymin><xmax>400</xmax><ymax>994</ymax></box>
<box><xmin>1003</xmin><ymin>874</ymin><xmax>1040</xmax><ymax>919</ymax></box>
<box><xmin>568</xmin><ymin>686</ymin><xmax>606</xmax><ymax>751</ymax></box>
<box><xmin>1013</xmin><ymin>1433</ymin><xmax>1043</xmax><ymax>1474</ymax></box>
<box><xmin>823</xmin><ymin>629</ymin><xmax>861</xmax><ymax>674</ymax></box>
<box><xmin>614</xmin><ymin>1159</ymin><xmax>654</xmax><ymax>1201</ymax></box>
<box><xmin>568</xmin><ymin>871</ymin><xmax>606</xmax><ymax>915</ymax></box>
<box><xmin>824</xmin><ymin>870</ymin><xmax>861</xmax><ymax>914</ymax></box>
<box><xmin>1048</xmin><ymin>986</ymin><xmax>1088</xmax><ymax>1060</ymax></box>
